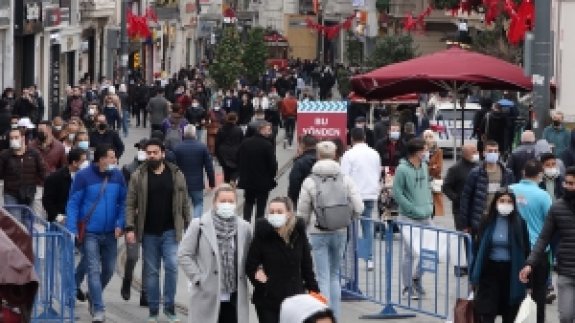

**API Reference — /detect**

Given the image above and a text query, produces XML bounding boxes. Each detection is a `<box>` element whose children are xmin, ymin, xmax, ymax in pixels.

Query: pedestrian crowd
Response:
<box><xmin>2</xmin><ymin>68</ymin><xmax>575</xmax><ymax>323</ymax></box>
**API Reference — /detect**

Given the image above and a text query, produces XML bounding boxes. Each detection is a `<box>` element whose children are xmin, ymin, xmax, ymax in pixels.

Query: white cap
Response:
<box><xmin>17</xmin><ymin>117</ymin><xmax>35</xmax><ymax>129</ymax></box>
<box><xmin>279</xmin><ymin>294</ymin><xmax>329</xmax><ymax>323</ymax></box>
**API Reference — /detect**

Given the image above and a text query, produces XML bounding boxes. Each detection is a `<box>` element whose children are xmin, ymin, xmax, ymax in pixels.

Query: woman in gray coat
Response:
<box><xmin>178</xmin><ymin>185</ymin><xmax>253</xmax><ymax>323</ymax></box>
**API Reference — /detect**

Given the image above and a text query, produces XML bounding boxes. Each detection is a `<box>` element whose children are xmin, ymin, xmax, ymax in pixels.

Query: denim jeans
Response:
<box><xmin>122</xmin><ymin>109</ymin><xmax>130</xmax><ymax>137</ymax></box>
<box><xmin>359</xmin><ymin>200</ymin><xmax>375</xmax><ymax>260</ymax></box>
<box><xmin>309</xmin><ymin>232</ymin><xmax>346</xmax><ymax>319</ymax></box>
<box><xmin>283</xmin><ymin>117</ymin><xmax>296</xmax><ymax>146</ymax></box>
<box><xmin>398</xmin><ymin>215</ymin><xmax>433</xmax><ymax>289</ymax></box>
<box><xmin>189</xmin><ymin>190</ymin><xmax>204</xmax><ymax>218</ymax></box>
<box><xmin>83</xmin><ymin>232</ymin><xmax>117</xmax><ymax>315</ymax></box>
<box><xmin>75</xmin><ymin>250</ymin><xmax>86</xmax><ymax>289</ymax></box>
<box><xmin>142</xmin><ymin>230</ymin><xmax>179</xmax><ymax>314</ymax></box>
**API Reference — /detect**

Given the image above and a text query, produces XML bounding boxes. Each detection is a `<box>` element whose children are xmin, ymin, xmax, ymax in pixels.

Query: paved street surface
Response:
<box><xmin>71</xmin><ymin>122</ymin><xmax>560</xmax><ymax>322</ymax></box>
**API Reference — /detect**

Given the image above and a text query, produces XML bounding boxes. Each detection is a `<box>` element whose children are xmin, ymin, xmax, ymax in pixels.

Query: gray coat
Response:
<box><xmin>178</xmin><ymin>213</ymin><xmax>252</xmax><ymax>323</ymax></box>
<box><xmin>146</xmin><ymin>95</ymin><xmax>170</xmax><ymax>125</ymax></box>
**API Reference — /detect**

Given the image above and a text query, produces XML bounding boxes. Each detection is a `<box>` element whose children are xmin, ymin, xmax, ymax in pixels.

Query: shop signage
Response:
<box><xmin>297</xmin><ymin>101</ymin><xmax>348</xmax><ymax>144</ymax></box>
<box><xmin>49</xmin><ymin>44</ymin><xmax>61</xmax><ymax>118</ymax></box>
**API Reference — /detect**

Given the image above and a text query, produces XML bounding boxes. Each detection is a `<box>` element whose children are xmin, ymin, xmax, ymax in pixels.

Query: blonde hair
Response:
<box><xmin>316</xmin><ymin>141</ymin><xmax>337</xmax><ymax>160</ymax></box>
<box><xmin>213</xmin><ymin>184</ymin><xmax>237</xmax><ymax>202</ymax></box>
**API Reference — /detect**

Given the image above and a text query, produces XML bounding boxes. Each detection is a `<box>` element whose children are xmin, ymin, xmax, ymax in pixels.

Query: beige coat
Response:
<box><xmin>125</xmin><ymin>162</ymin><xmax>191</xmax><ymax>242</ymax></box>
<box><xmin>178</xmin><ymin>213</ymin><xmax>252</xmax><ymax>323</ymax></box>
<box><xmin>297</xmin><ymin>159</ymin><xmax>364</xmax><ymax>234</ymax></box>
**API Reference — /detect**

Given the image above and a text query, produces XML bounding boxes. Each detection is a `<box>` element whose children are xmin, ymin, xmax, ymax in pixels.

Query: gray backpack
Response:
<box><xmin>311</xmin><ymin>173</ymin><xmax>353</xmax><ymax>230</ymax></box>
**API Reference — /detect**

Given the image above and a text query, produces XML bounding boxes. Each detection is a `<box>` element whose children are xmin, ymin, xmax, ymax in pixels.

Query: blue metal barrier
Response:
<box><xmin>4</xmin><ymin>205</ymin><xmax>76</xmax><ymax>323</ymax></box>
<box><xmin>341</xmin><ymin>218</ymin><xmax>472</xmax><ymax>320</ymax></box>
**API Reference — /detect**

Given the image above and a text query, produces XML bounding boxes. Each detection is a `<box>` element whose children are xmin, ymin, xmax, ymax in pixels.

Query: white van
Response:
<box><xmin>429</xmin><ymin>101</ymin><xmax>481</xmax><ymax>154</ymax></box>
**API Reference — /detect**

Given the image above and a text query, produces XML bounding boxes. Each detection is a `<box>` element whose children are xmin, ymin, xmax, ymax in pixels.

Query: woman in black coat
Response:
<box><xmin>246</xmin><ymin>197</ymin><xmax>320</xmax><ymax>323</ymax></box>
<box><xmin>215</xmin><ymin>112</ymin><xmax>244</xmax><ymax>184</ymax></box>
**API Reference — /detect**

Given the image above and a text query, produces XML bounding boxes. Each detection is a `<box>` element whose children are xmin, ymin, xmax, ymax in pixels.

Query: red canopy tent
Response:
<box><xmin>351</xmin><ymin>47</ymin><xmax>533</xmax><ymax>157</ymax></box>
<box><xmin>348</xmin><ymin>92</ymin><xmax>419</xmax><ymax>104</ymax></box>
<box><xmin>351</xmin><ymin>47</ymin><xmax>532</xmax><ymax>100</ymax></box>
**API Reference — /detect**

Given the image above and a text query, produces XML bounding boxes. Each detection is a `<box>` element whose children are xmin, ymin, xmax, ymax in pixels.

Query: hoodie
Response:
<box><xmin>392</xmin><ymin>158</ymin><xmax>433</xmax><ymax>219</ymax></box>
<box><xmin>297</xmin><ymin>159</ymin><xmax>364</xmax><ymax>234</ymax></box>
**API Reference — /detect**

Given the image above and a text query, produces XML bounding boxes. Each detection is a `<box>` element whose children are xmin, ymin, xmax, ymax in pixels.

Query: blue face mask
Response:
<box><xmin>389</xmin><ymin>131</ymin><xmax>400</xmax><ymax>140</ymax></box>
<box><xmin>107</xmin><ymin>164</ymin><xmax>118</xmax><ymax>172</ymax></box>
<box><xmin>485</xmin><ymin>152</ymin><xmax>499</xmax><ymax>164</ymax></box>
<box><xmin>78</xmin><ymin>141</ymin><xmax>89</xmax><ymax>150</ymax></box>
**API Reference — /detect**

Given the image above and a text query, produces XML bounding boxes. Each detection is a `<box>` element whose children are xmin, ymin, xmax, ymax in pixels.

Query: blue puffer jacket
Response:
<box><xmin>459</xmin><ymin>162</ymin><xmax>514</xmax><ymax>230</ymax></box>
<box><xmin>66</xmin><ymin>164</ymin><xmax>127</xmax><ymax>235</ymax></box>
<box><xmin>173</xmin><ymin>139</ymin><xmax>215</xmax><ymax>192</ymax></box>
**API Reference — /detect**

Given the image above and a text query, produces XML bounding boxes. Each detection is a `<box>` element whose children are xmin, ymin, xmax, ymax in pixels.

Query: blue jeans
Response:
<box><xmin>83</xmin><ymin>232</ymin><xmax>117</xmax><ymax>314</ymax></box>
<box><xmin>122</xmin><ymin>109</ymin><xmax>130</xmax><ymax>137</ymax></box>
<box><xmin>189</xmin><ymin>190</ymin><xmax>204</xmax><ymax>218</ymax></box>
<box><xmin>309</xmin><ymin>232</ymin><xmax>346</xmax><ymax>319</ymax></box>
<box><xmin>359</xmin><ymin>200</ymin><xmax>375</xmax><ymax>260</ymax></box>
<box><xmin>398</xmin><ymin>215</ymin><xmax>433</xmax><ymax>288</ymax></box>
<box><xmin>75</xmin><ymin>251</ymin><xmax>87</xmax><ymax>289</ymax></box>
<box><xmin>142</xmin><ymin>230</ymin><xmax>178</xmax><ymax>314</ymax></box>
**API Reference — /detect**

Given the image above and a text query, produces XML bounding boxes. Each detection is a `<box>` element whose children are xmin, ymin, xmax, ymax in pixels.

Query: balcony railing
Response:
<box><xmin>79</xmin><ymin>0</ymin><xmax>116</xmax><ymax>18</ymax></box>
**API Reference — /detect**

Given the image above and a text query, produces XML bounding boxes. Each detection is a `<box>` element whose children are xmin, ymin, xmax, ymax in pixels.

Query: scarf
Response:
<box><xmin>277</xmin><ymin>215</ymin><xmax>297</xmax><ymax>244</ymax></box>
<box><xmin>212</xmin><ymin>213</ymin><xmax>238</xmax><ymax>294</ymax></box>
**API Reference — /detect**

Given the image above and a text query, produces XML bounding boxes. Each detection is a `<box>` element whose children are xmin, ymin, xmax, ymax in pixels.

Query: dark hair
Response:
<box><xmin>171</xmin><ymin>103</ymin><xmax>182</xmax><ymax>113</ymax></box>
<box><xmin>303</xmin><ymin>309</ymin><xmax>337</xmax><ymax>323</ymax></box>
<box><xmin>93</xmin><ymin>143</ymin><xmax>114</xmax><ymax>162</ymax></box>
<box><xmin>482</xmin><ymin>187</ymin><xmax>520</xmax><ymax>233</ymax></box>
<box><xmin>145</xmin><ymin>138</ymin><xmax>166</xmax><ymax>151</ymax></box>
<box><xmin>539</xmin><ymin>153</ymin><xmax>556</xmax><ymax>164</ymax></box>
<box><xmin>330</xmin><ymin>137</ymin><xmax>344</xmax><ymax>160</ymax></box>
<box><xmin>406</xmin><ymin>138</ymin><xmax>426</xmax><ymax>156</ymax></box>
<box><xmin>566</xmin><ymin>166</ymin><xmax>575</xmax><ymax>178</ymax></box>
<box><xmin>38</xmin><ymin>120</ymin><xmax>52</xmax><ymax>128</ymax></box>
<box><xmin>254</xmin><ymin>108</ymin><xmax>265</xmax><ymax>115</ymax></box>
<box><xmin>226</xmin><ymin>112</ymin><xmax>238</xmax><ymax>124</ymax></box>
<box><xmin>67</xmin><ymin>148</ymin><xmax>86</xmax><ymax>165</ymax></box>
<box><xmin>523</xmin><ymin>159</ymin><xmax>543</xmax><ymax>178</ymax></box>
<box><xmin>350</xmin><ymin>127</ymin><xmax>366</xmax><ymax>142</ymax></box>
<box><xmin>300</xmin><ymin>134</ymin><xmax>318</xmax><ymax>150</ymax></box>
<box><xmin>156</xmin><ymin>87</ymin><xmax>165</xmax><ymax>94</ymax></box>
<box><xmin>484</xmin><ymin>140</ymin><xmax>499</xmax><ymax>148</ymax></box>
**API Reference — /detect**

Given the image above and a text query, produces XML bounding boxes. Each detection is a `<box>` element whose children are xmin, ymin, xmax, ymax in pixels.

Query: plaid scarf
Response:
<box><xmin>212</xmin><ymin>213</ymin><xmax>238</xmax><ymax>294</ymax></box>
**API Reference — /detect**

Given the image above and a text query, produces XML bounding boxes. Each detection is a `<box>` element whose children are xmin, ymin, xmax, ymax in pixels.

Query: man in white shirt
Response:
<box><xmin>341</xmin><ymin>127</ymin><xmax>381</xmax><ymax>269</ymax></box>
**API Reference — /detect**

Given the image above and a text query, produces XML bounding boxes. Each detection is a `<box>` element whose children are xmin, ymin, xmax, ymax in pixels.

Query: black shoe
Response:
<box><xmin>121</xmin><ymin>279</ymin><xmax>131</xmax><ymax>301</ymax></box>
<box><xmin>76</xmin><ymin>288</ymin><xmax>87</xmax><ymax>302</ymax></box>
<box><xmin>140</xmin><ymin>291</ymin><xmax>148</xmax><ymax>307</ymax></box>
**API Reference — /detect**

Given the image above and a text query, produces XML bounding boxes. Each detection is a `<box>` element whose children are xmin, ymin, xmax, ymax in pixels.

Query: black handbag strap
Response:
<box><xmin>80</xmin><ymin>176</ymin><xmax>109</xmax><ymax>226</ymax></box>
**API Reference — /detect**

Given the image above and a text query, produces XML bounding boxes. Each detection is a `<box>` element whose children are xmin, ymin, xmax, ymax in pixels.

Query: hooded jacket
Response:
<box><xmin>392</xmin><ymin>158</ymin><xmax>433</xmax><ymax>219</ymax></box>
<box><xmin>543</xmin><ymin>124</ymin><xmax>571</xmax><ymax>157</ymax></box>
<box><xmin>288</xmin><ymin>149</ymin><xmax>317</xmax><ymax>206</ymax></box>
<box><xmin>297</xmin><ymin>159</ymin><xmax>364</xmax><ymax>234</ymax></box>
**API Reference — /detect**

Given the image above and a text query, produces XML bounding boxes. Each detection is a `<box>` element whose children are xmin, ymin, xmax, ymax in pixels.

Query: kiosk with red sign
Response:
<box><xmin>297</xmin><ymin>101</ymin><xmax>348</xmax><ymax>144</ymax></box>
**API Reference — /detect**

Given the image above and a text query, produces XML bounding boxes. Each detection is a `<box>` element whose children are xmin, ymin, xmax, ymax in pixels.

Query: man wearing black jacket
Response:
<box><xmin>287</xmin><ymin>134</ymin><xmax>317</xmax><ymax>206</ymax></box>
<box><xmin>42</xmin><ymin>148</ymin><xmax>88</xmax><ymax>222</ymax></box>
<box><xmin>89</xmin><ymin>114</ymin><xmax>125</xmax><ymax>158</ymax></box>
<box><xmin>442</xmin><ymin>143</ymin><xmax>478</xmax><ymax>275</ymax></box>
<box><xmin>520</xmin><ymin>166</ymin><xmax>575</xmax><ymax>322</ymax></box>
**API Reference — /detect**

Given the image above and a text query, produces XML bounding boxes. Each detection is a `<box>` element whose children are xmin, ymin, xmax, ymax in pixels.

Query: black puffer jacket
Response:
<box><xmin>287</xmin><ymin>149</ymin><xmax>317</xmax><ymax>206</ymax></box>
<box><xmin>245</xmin><ymin>217</ymin><xmax>319</xmax><ymax>311</ymax></box>
<box><xmin>459</xmin><ymin>162</ymin><xmax>515</xmax><ymax>231</ymax></box>
<box><xmin>527</xmin><ymin>198</ymin><xmax>575</xmax><ymax>278</ymax></box>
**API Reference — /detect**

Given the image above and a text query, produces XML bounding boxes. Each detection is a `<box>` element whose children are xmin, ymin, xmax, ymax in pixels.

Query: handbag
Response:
<box><xmin>77</xmin><ymin>177</ymin><xmax>109</xmax><ymax>243</ymax></box>
<box><xmin>454</xmin><ymin>295</ymin><xmax>476</xmax><ymax>323</ymax></box>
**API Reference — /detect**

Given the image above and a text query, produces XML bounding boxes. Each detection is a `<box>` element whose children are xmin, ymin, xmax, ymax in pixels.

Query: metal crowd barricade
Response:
<box><xmin>341</xmin><ymin>217</ymin><xmax>472</xmax><ymax>320</ymax></box>
<box><xmin>4</xmin><ymin>205</ymin><xmax>76</xmax><ymax>323</ymax></box>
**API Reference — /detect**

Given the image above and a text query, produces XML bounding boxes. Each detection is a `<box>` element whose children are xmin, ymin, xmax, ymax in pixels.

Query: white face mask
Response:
<box><xmin>54</xmin><ymin>125</ymin><xmax>62</xmax><ymax>131</ymax></box>
<box><xmin>471</xmin><ymin>154</ymin><xmax>480</xmax><ymax>163</ymax></box>
<box><xmin>267</xmin><ymin>214</ymin><xmax>287</xmax><ymax>228</ymax></box>
<box><xmin>10</xmin><ymin>139</ymin><xmax>21</xmax><ymax>150</ymax></box>
<box><xmin>137</xmin><ymin>150</ymin><xmax>147</xmax><ymax>162</ymax></box>
<box><xmin>215</xmin><ymin>202</ymin><xmax>236</xmax><ymax>218</ymax></box>
<box><xmin>544</xmin><ymin>167</ymin><xmax>559</xmax><ymax>179</ymax></box>
<box><xmin>68</xmin><ymin>133</ymin><xmax>76</xmax><ymax>142</ymax></box>
<box><xmin>421</xmin><ymin>151</ymin><xmax>430</xmax><ymax>162</ymax></box>
<box><xmin>389</xmin><ymin>131</ymin><xmax>400</xmax><ymax>140</ymax></box>
<box><xmin>497</xmin><ymin>203</ymin><xmax>514</xmax><ymax>216</ymax></box>
<box><xmin>79</xmin><ymin>160</ymin><xmax>90</xmax><ymax>170</ymax></box>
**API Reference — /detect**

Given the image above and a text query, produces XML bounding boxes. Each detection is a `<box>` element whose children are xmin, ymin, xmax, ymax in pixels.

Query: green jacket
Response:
<box><xmin>392</xmin><ymin>158</ymin><xmax>433</xmax><ymax>219</ymax></box>
<box><xmin>126</xmin><ymin>161</ymin><xmax>191</xmax><ymax>242</ymax></box>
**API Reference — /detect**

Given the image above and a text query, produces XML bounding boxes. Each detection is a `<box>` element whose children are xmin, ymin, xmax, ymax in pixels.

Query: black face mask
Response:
<box><xmin>37</xmin><ymin>131</ymin><xmax>46</xmax><ymax>142</ymax></box>
<box><xmin>148</xmin><ymin>159</ymin><xmax>162</xmax><ymax>170</ymax></box>
<box><xmin>98</xmin><ymin>123</ymin><xmax>107</xmax><ymax>131</ymax></box>
<box><xmin>553</xmin><ymin>120</ymin><xmax>561</xmax><ymax>127</ymax></box>
<box><xmin>564</xmin><ymin>189</ymin><xmax>575</xmax><ymax>202</ymax></box>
